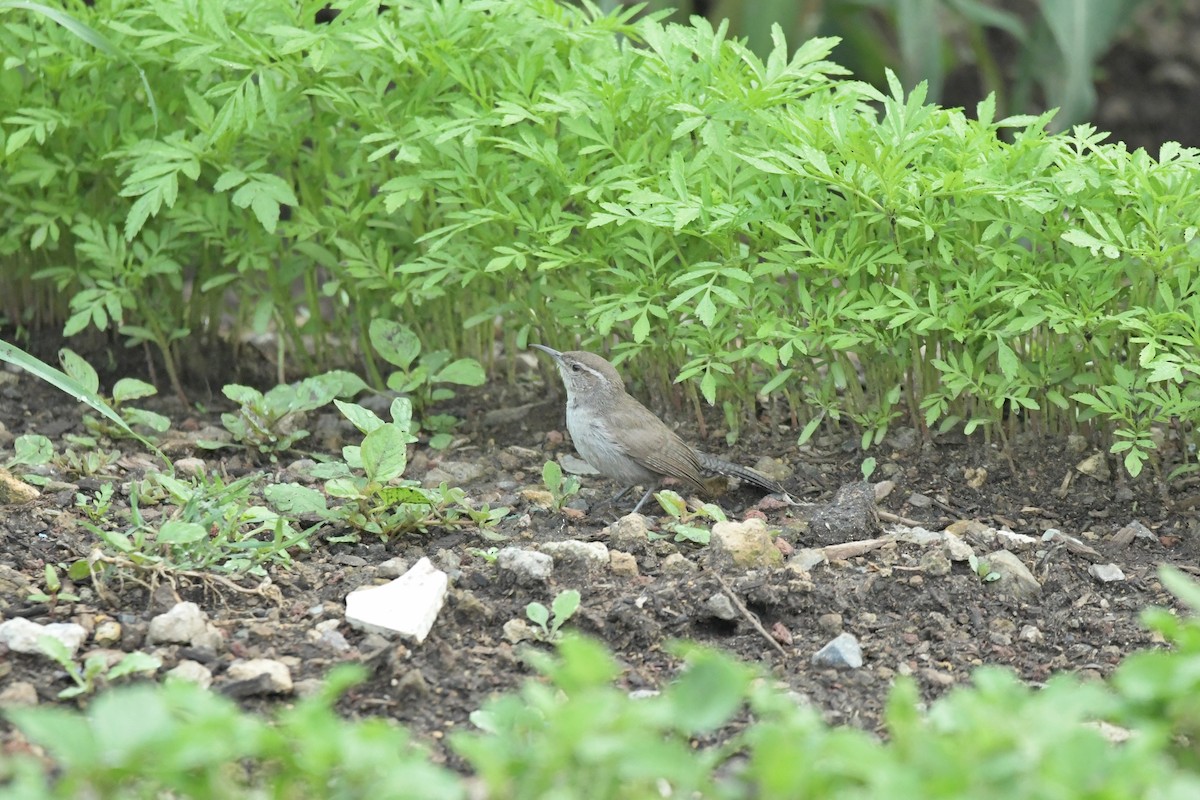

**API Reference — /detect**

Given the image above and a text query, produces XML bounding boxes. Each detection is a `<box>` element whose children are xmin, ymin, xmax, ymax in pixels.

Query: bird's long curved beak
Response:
<box><xmin>530</xmin><ymin>344</ymin><xmax>563</xmax><ymax>360</ymax></box>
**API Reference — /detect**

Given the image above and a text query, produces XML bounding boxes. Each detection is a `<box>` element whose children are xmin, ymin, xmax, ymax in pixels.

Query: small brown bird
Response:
<box><xmin>532</xmin><ymin>345</ymin><xmax>786</xmax><ymax>513</ymax></box>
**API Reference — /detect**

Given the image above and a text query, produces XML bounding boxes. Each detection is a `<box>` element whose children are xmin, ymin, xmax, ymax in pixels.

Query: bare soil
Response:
<box><xmin>0</xmin><ymin>349</ymin><xmax>1196</xmax><ymax>767</ymax></box>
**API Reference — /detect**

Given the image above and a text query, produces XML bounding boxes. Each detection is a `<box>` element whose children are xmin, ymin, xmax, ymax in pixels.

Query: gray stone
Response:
<box><xmin>605</xmin><ymin>513</ymin><xmax>650</xmax><ymax>551</ymax></box>
<box><xmin>812</xmin><ymin>632</ymin><xmax>863</xmax><ymax>670</ymax></box>
<box><xmin>0</xmin><ymin>680</ymin><xmax>38</xmax><ymax>706</ymax></box>
<box><xmin>377</xmin><ymin>557</ymin><xmax>410</xmax><ymax>579</ymax></box>
<box><xmin>1089</xmin><ymin>563</ymin><xmax>1126</xmax><ymax>583</ymax></box>
<box><xmin>541</xmin><ymin>539</ymin><xmax>609</xmax><ymax>568</ymax></box>
<box><xmin>788</xmin><ymin>548</ymin><xmax>827</xmax><ymax>572</ymax></box>
<box><xmin>226</xmin><ymin>658</ymin><xmax>292</xmax><ymax>694</ymax></box>
<box><xmin>497</xmin><ymin>547</ymin><xmax>553</xmax><ymax>584</ymax></box>
<box><xmin>704</xmin><ymin>593</ymin><xmax>739</xmax><ymax>621</ymax></box>
<box><xmin>982</xmin><ymin>550</ymin><xmax>1041</xmax><ymax>599</ymax></box>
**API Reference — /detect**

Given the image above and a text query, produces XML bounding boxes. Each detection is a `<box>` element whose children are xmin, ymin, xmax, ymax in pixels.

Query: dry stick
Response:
<box><xmin>878</xmin><ymin>509</ymin><xmax>927</xmax><ymax>527</ymax></box>
<box><xmin>708</xmin><ymin>569</ymin><xmax>789</xmax><ymax>659</ymax></box>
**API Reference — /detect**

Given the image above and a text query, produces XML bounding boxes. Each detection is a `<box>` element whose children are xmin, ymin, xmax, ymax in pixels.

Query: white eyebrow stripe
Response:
<box><xmin>579</xmin><ymin>364</ymin><xmax>604</xmax><ymax>380</ymax></box>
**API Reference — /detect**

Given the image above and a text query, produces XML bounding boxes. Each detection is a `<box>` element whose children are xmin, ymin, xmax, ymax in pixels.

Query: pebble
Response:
<box><xmin>788</xmin><ymin>548</ymin><xmax>827</xmax><ymax>572</ymax></box>
<box><xmin>1076</xmin><ymin>452</ymin><xmax>1111</xmax><ymax>481</ymax></box>
<box><xmin>0</xmin><ymin>681</ymin><xmax>38</xmax><ymax>706</ymax></box>
<box><xmin>0</xmin><ymin>467</ymin><xmax>40</xmax><ymax>504</ymax></box>
<box><xmin>93</xmin><ymin>619</ymin><xmax>122</xmax><ymax>646</ymax></box>
<box><xmin>608</xmin><ymin>550</ymin><xmax>639</xmax><ymax>577</ymax></box>
<box><xmin>812</xmin><ymin>633</ymin><xmax>863</xmax><ymax>670</ymax></box>
<box><xmin>0</xmin><ymin>618</ymin><xmax>87</xmax><ymax>656</ymax></box>
<box><xmin>502</xmin><ymin>618</ymin><xmax>535</xmax><ymax>644</ymax></box>
<box><xmin>148</xmin><ymin>602</ymin><xmax>211</xmax><ymax>646</ymax></box>
<box><xmin>1019</xmin><ymin>624</ymin><xmax>1044</xmax><ymax>643</ymax></box>
<box><xmin>605</xmin><ymin>514</ymin><xmax>650</xmax><ymax>551</ymax></box>
<box><xmin>817</xmin><ymin>613</ymin><xmax>843</xmax><ymax>634</ymax></box>
<box><xmin>496</xmin><ymin>548</ymin><xmax>553</xmax><ymax>584</ymax></box>
<box><xmin>422</xmin><ymin>460</ymin><xmax>486</xmax><ymax>488</ymax></box>
<box><xmin>873</xmin><ymin>480</ymin><xmax>895</xmax><ymax>501</ymax></box>
<box><xmin>660</xmin><ymin>553</ymin><xmax>697</xmax><ymax>574</ymax></box>
<box><xmin>345</xmin><ymin>557</ymin><xmax>448</xmax><ymax>643</ymax></box>
<box><xmin>703</xmin><ymin>593</ymin><xmax>739</xmax><ymax>621</ymax></box>
<box><xmin>173</xmin><ymin>457</ymin><xmax>206</xmax><ymax>478</ymax></box>
<box><xmin>166</xmin><ymin>659</ymin><xmax>213</xmax><ymax>689</ymax></box>
<box><xmin>1089</xmin><ymin>563</ymin><xmax>1126</xmax><ymax>583</ymax></box>
<box><xmin>540</xmin><ymin>540</ymin><xmax>609</xmax><ymax>569</ymax></box>
<box><xmin>226</xmin><ymin>658</ymin><xmax>293</xmax><ymax>694</ymax></box>
<box><xmin>377</xmin><ymin>557</ymin><xmax>410</xmax><ymax>579</ymax></box>
<box><xmin>709</xmin><ymin>518</ymin><xmax>782</xmax><ymax>568</ymax></box>
<box><xmin>982</xmin><ymin>550</ymin><xmax>1041</xmax><ymax>599</ymax></box>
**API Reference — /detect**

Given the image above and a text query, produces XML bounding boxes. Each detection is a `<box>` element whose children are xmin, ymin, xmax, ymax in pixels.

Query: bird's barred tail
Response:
<box><xmin>694</xmin><ymin>452</ymin><xmax>786</xmax><ymax>496</ymax></box>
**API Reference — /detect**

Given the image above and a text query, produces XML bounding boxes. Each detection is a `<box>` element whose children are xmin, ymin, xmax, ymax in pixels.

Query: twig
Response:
<box><xmin>878</xmin><ymin>509</ymin><xmax>927</xmax><ymax>527</ymax></box>
<box><xmin>708</xmin><ymin>569</ymin><xmax>788</xmax><ymax>659</ymax></box>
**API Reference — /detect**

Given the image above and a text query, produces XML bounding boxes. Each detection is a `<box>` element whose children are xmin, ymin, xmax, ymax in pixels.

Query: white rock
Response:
<box><xmin>345</xmin><ymin>556</ymin><xmax>448</xmax><ymax>642</ymax></box>
<box><xmin>1089</xmin><ymin>563</ymin><xmax>1126</xmax><ymax>583</ymax></box>
<box><xmin>497</xmin><ymin>548</ymin><xmax>553</xmax><ymax>584</ymax></box>
<box><xmin>995</xmin><ymin>530</ymin><xmax>1039</xmax><ymax>551</ymax></box>
<box><xmin>148</xmin><ymin>602</ymin><xmax>209</xmax><ymax>645</ymax></box>
<box><xmin>812</xmin><ymin>633</ymin><xmax>863</xmax><ymax>669</ymax></box>
<box><xmin>789</xmin><ymin>548</ymin><xmax>827</xmax><ymax>572</ymax></box>
<box><xmin>0</xmin><ymin>618</ymin><xmax>87</xmax><ymax>656</ymax></box>
<box><xmin>540</xmin><ymin>540</ymin><xmax>609</xmax><ymax>566</ymax></box>
<box><xmin>226</xmin><ymin>658</ymin><xmax>293</xmax><ymax>694</ymax></box>
<box><xmin>165</xmin><ymin>659</ymin><xmax>213</xmax><ymax>689</ymax></box>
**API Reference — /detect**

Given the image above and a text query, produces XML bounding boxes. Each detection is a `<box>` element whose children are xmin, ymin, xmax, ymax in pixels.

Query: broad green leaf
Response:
<box><xmin>157</xmin><ymin>521</ymin><xmax>207</xmax><ymax>545</ymax></box>
<box><xmin>369</xmin><ymin>319</ymin><xmax>421</xmax><ymax>370</ymax></box>
<box><xmin>361</xmin><ymin>424</ymin><xmax>408</xmax><ymax>483</ymax></box>
<box><xmin>434</xmin><ymin>358</ymin><xmax>486</xmax><ymax>386</ymax></box>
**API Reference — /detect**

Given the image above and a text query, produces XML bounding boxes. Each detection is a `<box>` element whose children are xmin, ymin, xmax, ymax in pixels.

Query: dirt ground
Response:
<box><xmin>0</xmin><ymin>347</ymin><xmax>1196</xmax><ymax>766</ymax></box>
<box><xmin>4</xmin><ymin>3</ymin><xmax>1200</xmax><ymax>767</ymax></box>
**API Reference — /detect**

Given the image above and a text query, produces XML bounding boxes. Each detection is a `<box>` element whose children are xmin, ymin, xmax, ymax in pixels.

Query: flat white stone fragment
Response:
<box><xmin>0</xmin><ymin>618</ymin><xmax>87</xmax><ymax>656</ymax></box>
<box><xmin>345</xmin><ymin>556</ymin><xmax>448</xmax><ymax>642</ymax></box>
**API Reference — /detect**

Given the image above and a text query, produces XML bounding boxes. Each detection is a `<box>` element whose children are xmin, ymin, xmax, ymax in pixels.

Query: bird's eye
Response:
<box><xmin>570</xmin><ymin>363</ymin><xmax>582</xmax><ymax>372</ymax></box>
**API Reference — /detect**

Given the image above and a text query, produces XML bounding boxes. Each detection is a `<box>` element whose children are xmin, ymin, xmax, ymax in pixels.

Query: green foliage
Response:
<box><xmin>264</xmin><ymin>397</ymin><xmax>508</xmax><ymax>541</ymax></box>
<box><xmin>651</xmin><ymin>489</ymin><xmax>727</xmax><ymax>544</ymax></box>
<box><xmin>2</xmin><ymin>1</ymin><xmax>1199</xmax><ymax>478</ymax></box>
<box><xmin>525</xmin><ymin>589</ymin><xmax>582</xmax><ymax>643</ymax></box>
<box><xmin>199</xmin><ymin>370</ymin><xmax>367</xmax><ymax>459</ymax></box>
<box><xmin>37</xmin><ymin>636</ymin><xmax>160</xmax><ymax>700</ymax></box>
<box><xmin>369</xmin><ymin>319</ymin><xmax>485</xmax><ymax>448</ymax></box>
<box><xmin>0</xmin><ymin>340</ymin><xmax>156</xmax><ymax>450</ymax></box>
<box><xmin>27</xmin><ymin>563</ymin><xmax>81</xmax><ymax>607</ymax></box>
<box><xmin>2</xmin><ymin>665</ymin><xmax>465</xmax><ymax>799</ymax></box>
<box><xmin>541</xmin><ymin>459</ymin><xmax>581</xmax><ymax>511</ymax></box>
<box><xmin>82</xmin><ymin>469</ymin><xmax>310</xmax><ymax>577</ymax></box>
<box><xmin>1111</xmin><ymin>567</ymin><xmax>1200</xmax><ymax>768</ymax></box>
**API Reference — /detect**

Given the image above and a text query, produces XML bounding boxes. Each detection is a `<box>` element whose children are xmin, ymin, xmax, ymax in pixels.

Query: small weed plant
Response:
<box><xmin>37</xmin><ymin>637</ymin><xmax>160</xmax><ymax>700</ymax></box>
<box><xmin>264</xmin><ymin>397</ymin><xmax>508</xmax><ymax>541</ymax></box>
<box><xmin>541</xmin><ymin>460</ymin><xmax>581</xmax><ymax>511</ymax></box>
<box><xmin>525</xmin><ymin>589</ymin><xmax>582</xmax><ymax>643</ymax></box>
<box><xmin>651</xmin><ymin>489</ymin><xmax>727</xmax><ymax>545</ymax></box>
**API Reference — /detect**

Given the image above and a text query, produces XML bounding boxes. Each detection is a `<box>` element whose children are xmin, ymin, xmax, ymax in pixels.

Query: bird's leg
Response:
<box><xmin>629</xmin><ymin>485</ymin><xmax>658</xmax><ymax>514</ymax></box>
